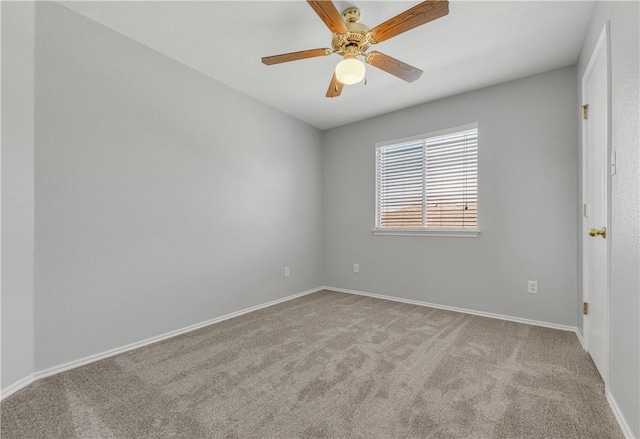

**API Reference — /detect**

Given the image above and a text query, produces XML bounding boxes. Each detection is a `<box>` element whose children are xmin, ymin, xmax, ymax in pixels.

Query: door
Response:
<box><xmin>582</xmin><ymin>24</ymin><xmax>610</xmax><ymax>384</ymax></box>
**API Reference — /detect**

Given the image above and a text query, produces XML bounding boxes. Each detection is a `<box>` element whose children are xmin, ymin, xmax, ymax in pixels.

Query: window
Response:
<box><xmin>374</xmin><ymin>124</ymin><xmax>479</xmax><ymax>237</ymax></box>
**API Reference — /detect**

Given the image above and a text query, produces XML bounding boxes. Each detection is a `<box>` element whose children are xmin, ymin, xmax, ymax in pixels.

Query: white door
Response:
<box><xmin>582</xmin><ymin>25</ymin><xmax>609</xmax><ymax>384</ymax></box>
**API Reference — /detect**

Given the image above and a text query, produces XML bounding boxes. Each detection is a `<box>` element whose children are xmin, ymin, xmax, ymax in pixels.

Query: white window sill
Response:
<box><xmin>371</xmin><ymin>228</ymin><xmax>480</xmax><ymax>238</ymax></box>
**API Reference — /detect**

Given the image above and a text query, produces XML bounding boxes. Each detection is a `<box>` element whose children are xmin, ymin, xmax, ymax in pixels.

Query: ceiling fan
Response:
<box><xmin>261</xmin><ymin>0</ymin><xmax>449</xmax><ymax>98</ymax></box>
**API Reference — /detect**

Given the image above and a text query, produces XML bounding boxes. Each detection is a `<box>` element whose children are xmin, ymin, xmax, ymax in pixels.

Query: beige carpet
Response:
<box><xmin>1</xmin><ymin>290</ymin><xmax>622</xmax><ymax>438</ymax></box>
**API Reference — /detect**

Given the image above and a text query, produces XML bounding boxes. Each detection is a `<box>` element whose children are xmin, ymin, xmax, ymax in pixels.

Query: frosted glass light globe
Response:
<box><xmin>335</xmin><ymin>57</ymin><xmax>366</xmax><ymax>85</ymax></box>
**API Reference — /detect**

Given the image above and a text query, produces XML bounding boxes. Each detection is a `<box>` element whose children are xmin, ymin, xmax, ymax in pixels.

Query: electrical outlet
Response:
<box><xmin>284</xmin><ymin>267</ymin><xmax>290</xmax><ymax>278</ymax></box>
<box><xmin>527</xmin><ymin>281</ymin><xmax>538</xmax><ymax>294</ymax></box>
<box><xmin>353</xmin><ymin>263</ymin><xmax>359</xmax><ymax>273</ymax></box>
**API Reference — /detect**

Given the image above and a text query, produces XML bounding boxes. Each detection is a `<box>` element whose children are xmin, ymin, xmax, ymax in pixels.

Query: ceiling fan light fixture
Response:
<box><xmin>335</xmin><ymin>54</ymin><xmax>365</xmax><ymax>85</ymax></box>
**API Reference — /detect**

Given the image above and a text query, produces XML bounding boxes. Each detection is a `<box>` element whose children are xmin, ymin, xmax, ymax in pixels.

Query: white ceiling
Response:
<box><xmin>58</xmin><ymin>1</ymin><xmax>595</xmax><ymax>130</ymax></box>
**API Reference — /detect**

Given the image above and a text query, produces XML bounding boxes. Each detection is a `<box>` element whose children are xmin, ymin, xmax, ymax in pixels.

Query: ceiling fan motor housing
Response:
<box><xmin>331</xmin><ymin>8</ymin><xmax>372</xmax><ymax>56</ymax></box>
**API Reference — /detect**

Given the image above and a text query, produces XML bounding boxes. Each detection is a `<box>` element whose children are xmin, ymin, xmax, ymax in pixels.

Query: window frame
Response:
<box><xmin>373</xmin><ymin>123</ymin><xmax>480</xmax><ymax>238</ymax></box>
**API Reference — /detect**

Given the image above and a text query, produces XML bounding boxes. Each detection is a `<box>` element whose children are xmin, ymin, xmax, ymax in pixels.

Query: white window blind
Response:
<box><xmin>376</xmin><ymin>126</ymin><xmax>478</xmax><ymax>230</ymax></box>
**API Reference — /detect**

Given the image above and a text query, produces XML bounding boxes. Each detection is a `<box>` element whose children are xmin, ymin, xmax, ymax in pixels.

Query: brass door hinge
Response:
<box><xmin>582</xmin><ymin>104</ymin><xmax>589</xmax><ymax>119</ymax></box>
<box><xmin>583</xmin><ymin>302</ymin><xmax>589</xmax><ymax>315</ymax></box>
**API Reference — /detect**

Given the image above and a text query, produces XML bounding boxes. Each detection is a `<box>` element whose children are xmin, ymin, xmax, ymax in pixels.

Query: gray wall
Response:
<box><xmin>323</xmin><ymin>66</ymin><xmax>578</xmax><ymax>327</ymax></box>
<box><xmin>577</xmin><ymin>2</ymin><xmax>639</xmax><ymax>436</ymax></box>
<box><xmin>33</xmin><ymin>2</ymin><xmax>323</xmax><ymax>371</ymax></box>
<box><xmin>1</xmin><ymin>2</ymin><xmax>36</xmax><ymax>392</ymax></box>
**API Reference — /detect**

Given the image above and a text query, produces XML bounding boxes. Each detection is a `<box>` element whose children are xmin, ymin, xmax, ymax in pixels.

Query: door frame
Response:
<box><xmin>581</xmin><ymin>22</ymin><xmax>611</xmax><ymax>385</ymax></box>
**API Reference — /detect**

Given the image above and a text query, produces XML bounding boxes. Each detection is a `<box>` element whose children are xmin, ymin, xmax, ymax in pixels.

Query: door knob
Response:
<box><xmin>588</xmin><ymin>227</ymin><xmax>606</xmax><ymax>238</ymax></box>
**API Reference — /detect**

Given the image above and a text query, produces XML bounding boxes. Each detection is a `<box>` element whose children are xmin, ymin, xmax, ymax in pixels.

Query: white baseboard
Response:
<box><xmin>0</xmin><ymin>374</ymin><xmax>35</xmax><ymax>400</ymax></box>
<box><xmin>575</xmin><ymin>328</ymin><xmax>587</xmax><ymax>351</ymax></box>
<box><xmin>606</xmin><ymin>390</ymin><xmax>636</xmax><ymax>439</ymax></box>
<box><xmin>324</xmin><ymin>286</ymin><xmax>578</xmax><ymax>333</ymax></box>
<box><xmin>1</xmin><ymin>287</ymin><xmax>322</xmax><ymax>401</ymax></box>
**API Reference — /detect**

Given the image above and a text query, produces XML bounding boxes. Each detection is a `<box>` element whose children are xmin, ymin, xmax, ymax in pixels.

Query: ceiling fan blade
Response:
<box><xmin>369</xmin><ymin>0</ymin><xmax>449</xmax><ymax>43</ymax></box>
<box><xmin>365</xmin><ymin>51</ymin><xmax>423</xmax><ymax>83</ymax></box>
<box><xmin>307</xmin><ymin>1</ymin><xmax>349</xmax><ymax>34</ymax></box>
<box><xmin>326</xmin><ymin>72</ymin><xmax>343</xmax><ymax>98</ymax></box>
<box><xmin>262</xmin><ymin>48</ymin><xmax>331</xmax><ymax>65</ymax></box>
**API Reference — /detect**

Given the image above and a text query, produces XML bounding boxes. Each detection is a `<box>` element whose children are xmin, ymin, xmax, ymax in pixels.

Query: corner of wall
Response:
<box><xmin>1</xmin><ymin>0</ymin><xmax>36</xmax><ymax>397</ymax></box>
